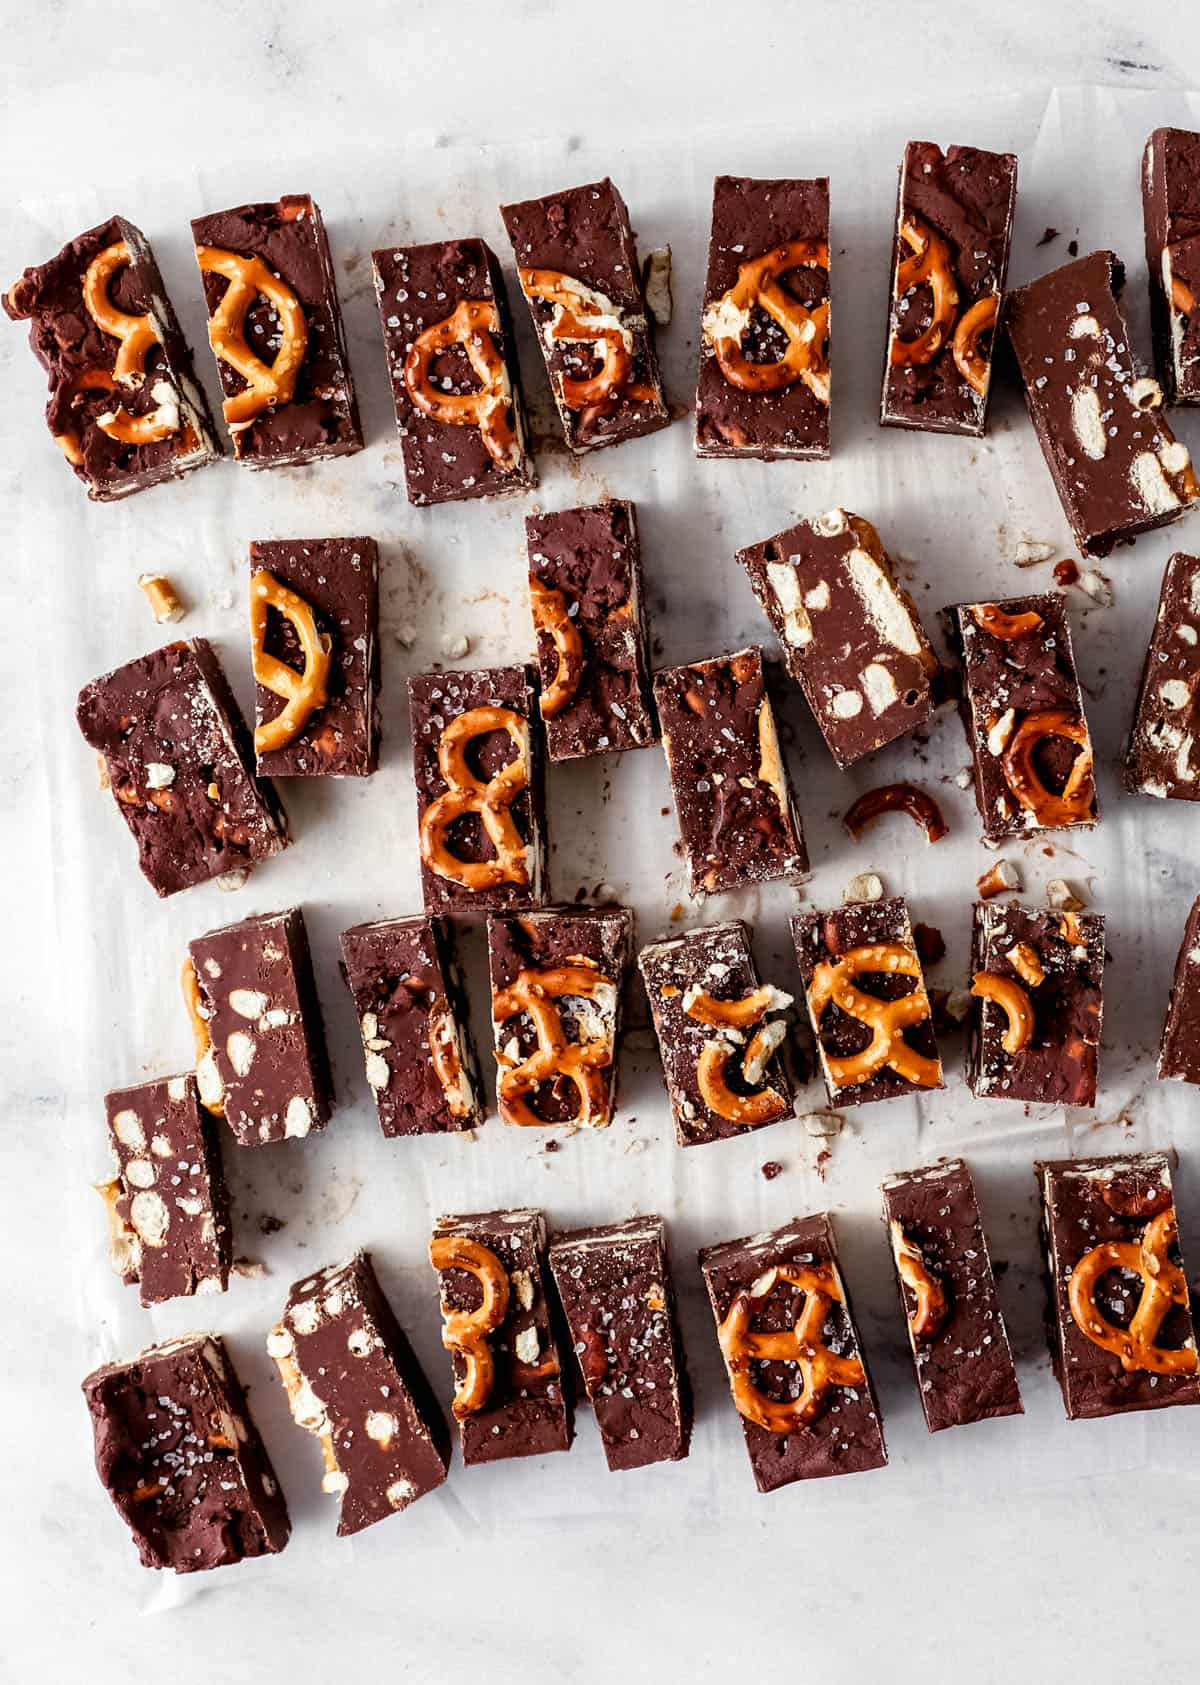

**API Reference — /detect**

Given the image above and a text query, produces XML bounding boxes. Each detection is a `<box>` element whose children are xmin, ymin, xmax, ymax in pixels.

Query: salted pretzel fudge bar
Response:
<box><xmin>1143</xmin><ymin>128</ymin><xmax>1200</xmax><ymax>405</ymax></box>
<box><xmin>76</xmin><ymin>639</ymin><xmax>289</xmax><ymax>897</ymax></box>
<box><xmin>736</xmin><ymin>508</ymin><xmax>939</xmax><ymax>767</ymax></box>
<box><xmin>4</xmin><ymin>215</ymin><xmax>219</xmax><ymax>498</ymax></box>
<box><xmin>82</xmin><ymin>1334</ymin><xmax>291</xmax><ymax>1572</ymax></box>
<box><xmin>695</xmin><ymin>175</ymin><xmax>830</xmax><ymax>459</ymax></box>
<box><xmin>191</xmin><ymin>194</ymin><xmax>362</xmax><ymax>466</ymax></box>
<box><xmin>501</xmin><ymin>178</ymin><xmax>669</xmax><ymax>453</ymax></box>
<box><xmin>373</xmin><ymin>236</ymin><xmax>536</xmax><ymax>505</ymax></box>
<box><xmin>1125</xmin><ymin>552</ymin><xmax>1200</xmax><ymax>799</ymax></box>
<box><xmin>268</xmin><ymin>1252</ymin><xmax>451</xmax><ymax>1535</ymax></box>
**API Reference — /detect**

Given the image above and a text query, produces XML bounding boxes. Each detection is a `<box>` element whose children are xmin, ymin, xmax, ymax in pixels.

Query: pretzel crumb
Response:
<box><xmin>138</xmin><ymin>572</ymin><xmax>185</xmax><ymax>624</ymax></box>
<box><xmin>843</xmin><ymin>871</ymin><xmax>884</xmax><ymax>904</ymax></box>
<box><xmin>977</xmin><ymin>859</ymin><xmax>1022</xmax><ymax>899</ymax></box>
<box><xmin>1047</xmin><ymin>877</ymin><xmax>1086</xmax><ymax>912</ymax></box>
<box><xmin>643</xmin><ymin>247</ymin><xmax>673</xmax><ymax>325</ymax></box>
<box><xmin>802</xmin><ymin>1111</ymin><xmax>843</xmax><ymax>1138</ymax></box>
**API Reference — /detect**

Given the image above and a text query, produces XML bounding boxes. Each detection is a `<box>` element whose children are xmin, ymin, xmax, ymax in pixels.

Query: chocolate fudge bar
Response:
<box><xmin>967</xmin><ymin>900</ymin><xmax>1104</xmax><ymax>1106</ymax></box>
<box><xmin>339</xmin><ymin>916</ymin><xmax>484</xmax><ymax>1135</ymax></box>
<box><xmin>653</xmin><ymin>646</ymin><xmax>808</xmax><ymax>895</ymax></box>
<box><xmin>1143</xmin><ymin>128</ymin><xmax>1200</xmax><ymax>404</ymax></box>
<box><xmin>82</xmin><ymin>1334</ymin><xmax>290</xmax><ymax>1572</ymax></box>
<box><xmin>487</xmin><ymin>906</ymin><xmax>632</xmax><ymax>1130</ymax></box>
<box><xmin>638</xmin><ymin>921</ymin><xmax>794</xmax><ymax>1147</ymax></box>
<box><xmin>76</xmin><ymin>639</ymin><xmax>289</xmax><ymax>897</ymax></box>
<box><xmin>947</xmin><ymin>593</ymin><xmax>1098</xmax><ymax>843</ymax></box>
<box><xmin>1036</xmin><ymin>1154</ymin><xmax>1200</xmax><ymax>1419</ymax></box>
<box><xmin>880</xmin><ymin>142</ymin><xmax>1017</xmax><ymax>436</ymax></box>
<box><xmin>372</xmin><ymin>237</ymin><xmax>536</xmax><ymax>505</ymax></box>
<box><xmin>429</xmin><ymin>1209</ymin><xmax>572</xmax><ymax>1465</ymax></box>
<box><xmin>1159</xmin><ymin>893</ymin><xmax>1200</xmax><ymax>1083</ymax></box>
<box><xmin>881</xmin><ymin>1160</ymin><xmax>1022</xmax><ymax>1432</ymax></box>
<box><xmin>246</xmin><ymin>536</ymin><xmax>379</xmax><ymax>778</ymax></box>
<box><xmin>1125</xmin><ymin>552</ymin><xmax>1200</xmax><ymax>798</ymax></box>
<box><xmin>188</xmin><ymin>907</ymin><xmax>333</xmax><ymax>1145</ymax></box>
<box><xmin>4</xmin><ymin>215</ymin><xmax>219</xmax><ymax>499</ymax></box>
<box><xmin>191</xmin><ymin>195</ymin><xmax>362</xmax><ymax>467</ymax></box>
<box><xmin>99</xmin><ymin>1074</ymin><xmax>231</xmax><ymax>1305</ymax></box>
<box><xmin>736</xmin><ymin>509</ymin><xmax>938</xmax><ymax>767</ymax></box>
<box><xmin>525</xmin><ymin>500</ymin><xmax>657</xmax><ymax>760</ymax></box>
<box><xmin>700</xmin><ymin>1214</ymin><xmax>887</xmax><ymax>1493</ymax></box>
<box><xmin>501</xmin><ymin>178</ymin><xmax>668</xmax><ymax>453</ymax></box>
<box><xmin>1006</xmin><ymin>251</ymin><xmax>1198</xmax><ymax>556</ymax></box>
<box><xmin>409</xmin><ymin>665</ymin><xmax>548</xmax><ymax>918</ymax></box>
<box><xmin>695</xmin><ymin>175</ymin><xmax>830</xmax><ymax>460</ymax></box>
<box><xmin>791</xmin><ymin>897</ymin><xmax>943</xmax><ymax>1109</ymax></box>
<box><xmin>268</xmin><ymin>1252</ymin><xmax>451</xmax><ymax>1534</ymax></box>
<box><xmin>548</xmin><ymin>1216</ymin><xmax>692</xmax><ymax>1472</ymax></box>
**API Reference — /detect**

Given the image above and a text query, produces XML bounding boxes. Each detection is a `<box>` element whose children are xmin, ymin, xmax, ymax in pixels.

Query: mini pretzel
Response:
<box><xmin>403</xmin><ymin>298</ymin><xmax>519</xmax><ymax>469</ymax></box>
<box><xmin>717</xmin><ymin>1263</ymin><xmax>867</xmax><ymax>1433</ymax></box>
<box><xmin>429</xmin><ymin>1234</ymin><xmax>511</xmax><ymax>1417</ymax></box>
<box><xmin>1068</xmin><ymin>1209</ymin><xmax>1199</xmax><ymax>1377</ymax></box>
<box><xmin>706</xmin><ymin>239</ymin><xmax>830</xmax><ymax>402</ymax></box>
<box><xmin>890</xmin><ymin>215</ymin><xmax>959</xmax><ymax>367</ymax></box>
<box><xmin>890</xmin><ymin>1221</ymin><xmax>949</xmax><ymax>1340</ymax></box>
<box><xmin>685</xmin><ymin>987</ymin><xmax>790</xmax><ymax>1126</ymax></box>
<box><xmin>181</xmin><ymin>957</ymin><xmax>225</xmax><ymax>1117</ymax></box>
<box><xmin>250</xmin><ymin>569</ymin><xmax>332</xmax><ymax>754</ymax></box>
<box><xmin>519</xmin><ymin>268</ymin><xmax>657</xmax><ymax>413</ymax></box>
<box><xmin>427</xmin><ymin>997</ymin><xmax>473</xmax><ymax>1119</ymax></box>
<box><xmin>970</xmin><ymin>602</ymin><xmax>1044</xmax><ymax>640</ymax></box>
<box><xmin>807</xmin><ymin>943</ymin><xmax>940</xmax><ymax>1090</ymax></box>
<box><xmin>419</xmin><ymin>706</ymin><xmax>530</xmax><ymax>891</ymax></box>
<box><xmin>1002</xmin><ymin>709</ymin><xmax>1095</xmax><ymax>827</ymax></box>
<box><xmin>529</xmin><ymin>576</ymin><xmax>585</xmax><ymax>717</ymax></box>
<box><xmin>971</xmin><ymin>971</ymin><xmax>1034</xmax><ymax>1053</ymax></box>
<box><xmin>493</xmin><ymin>962</ymin><xmax>615</xmax><ymax>1128</ymax></box>
<box><xmin>952</xmin><ymin>293</ymin><xmax>999</xmax><ymax>395</ymax></box>
<box><xmin>843</xmin><ymin>783</ymin><xmax>948</xmax><ymax>845</ymax></box>
<box><xmin>195</xmin><ymin>245</ymin><xmax>308</xmax><ymax>425</ymax></box>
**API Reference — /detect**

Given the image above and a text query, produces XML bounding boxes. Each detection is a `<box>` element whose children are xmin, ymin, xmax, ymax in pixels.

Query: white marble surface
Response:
<box><xmin>6</xmin><ymin>7</ymin><xmax>1200</xmax><ymax>1683</ymax></box>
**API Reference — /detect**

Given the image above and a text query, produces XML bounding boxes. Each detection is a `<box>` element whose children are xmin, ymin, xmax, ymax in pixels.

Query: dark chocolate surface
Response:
<box><xmin>1125</xmin><ymin>552</ymin><xmax>1200</xmax><ymax>799</ymax></box>
<box><xmin>1142</xmin><ymin>128</ymin><xmax>1200</xmax><ymax>404</ymax></box>
<box><xmin>1159</xmin><ymin>893</ymin><xmax>1200</xmax><ymax>1083</ymax></box>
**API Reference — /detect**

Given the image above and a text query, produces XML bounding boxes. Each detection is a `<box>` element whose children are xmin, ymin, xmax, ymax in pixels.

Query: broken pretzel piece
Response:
<box><xmin>843</xmin><ymin>782</ymin><xmax>947</xmax><ymax>844</ymax></box>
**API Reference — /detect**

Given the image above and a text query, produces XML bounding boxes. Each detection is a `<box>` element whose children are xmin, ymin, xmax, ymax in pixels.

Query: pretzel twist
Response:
<box><xmin>890</xmin><ymin>1221</ymin><xmax>949</xmax><ymax>1340</ymax></box>
<box><xmin>250</xmin><ymin>569</ymin><xmax>332</xmax><ymax>754</ymax></box>
<box><xmin>419</xmin><ymin>706</ymin><xmax>530</xmax><ymax>891</ymax></box>
<box><xmin>429</xmin><ymin>1235</ymin><xmax>511</xmax><ymax>1417</ymax></box>
<box><xmin>890</xmin><ymin>215</ymin><xmax>960</xmax><ymax>367</ymax></box>
<box><xmin>952</xmin><ymin>292</ymin><xmax>999</xmax><ymax>395</ymax></box>
<box><xmin>195</xmin><ymin>245</ymin><xmax>308</xmax><ymax>425</ymax></box>
<box><xmin>519</xmin><ymin>268</ymin><xmax>656</xmax><ymax>413</ymax></box>
<box><xmin>970</xmin><ymin>602</ymin><xmax>1045</xmax><ymax>641</ymax></box>
<box><xmin>972</xmin><ymin>971</ymin><xmax>1035</xmax><ymax>1052</ymax></box>
<box><xmin>705</xmin><ymin>239</ymin><xmax>830</xmax><ymax>402</ymax></box>
<box><xmin>685</xmin><ymin>987</ymin><xmax>790</xmax><ymax>1127</ymax></box>
<box><xmin>493</xmin><ymin>962</ymin><xmax>615</xmax><ymax>1128</ymax></box>
<box><xmin>717</xmin><ymin>1263</ymin><xmax>867</xmax><ymax>1434</ymax></box>
<box><xmin>403</xmin><ymin>298</ymin><xmax>519</xmax><ymax>469</ymax></box>
<box><xmin>1002</xmin><ymin>709</ymin><xmax>1095</xmax><ymax>828</ymax></box>
<box><xmin>807</xmin><ymin>943</ymin><xmax>941</xmax><ymax>1090</ymax></box>
<box><xmin>529</xmin><ymin>576</ymin><xmax>585</xmax><ymax>717</ymax></box>
<box><xmin>1068</xmin><ymin>1210</ymin><xmax>1199</xmax><ymax>1377</ymax></box>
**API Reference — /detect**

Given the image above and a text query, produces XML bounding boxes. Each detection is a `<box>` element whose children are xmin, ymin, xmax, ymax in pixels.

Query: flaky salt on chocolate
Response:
<box><xmin>1125</xmin><ymin>552</ymin><xmax>1200</xmax><ymax>800</ymax></box>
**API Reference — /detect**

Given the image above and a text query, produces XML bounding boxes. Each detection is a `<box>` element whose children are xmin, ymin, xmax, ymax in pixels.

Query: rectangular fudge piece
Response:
<box><xmin>791</xmin><ymin>897</ymin><xmax>943</xmax><ymax>1108</ymax></box>
<box><xmin>339</xmin><ymin>916</ymin><xmax>484</xmax><ymax>1135</ymax></box>
<box><xmin>736</xmin><ymin>508</ymin><xmax>938</xmax><ymax>767</ymax></box>
<box><xmin>487</xmin><ymin>906</ymin><xmax>632</xmax><ymax>1130</ymax></box>
<box><xmin>1125</xmin><ymin>552</ymin><xmax>1200</xmax><ymax>799</ymax></box>
<box><xmin>1036</xmin><ymin>1154</ymin><xmax>1200</xmax><ymax>1419</ymax></box>
<box><xmin>409</xmin><ymin>665</ymin><xmax>548</xmax><ymax>917</ymax></box>
<box><xmin>372</xmin><ymin>237</ymin><xmax>536</xmax><ymax>505</ymax></box>
<box><xmin>1142</xmin><ymin>128</ymin><xmax>1200</xmax><ymax>404</ymax></box>
<box><xmin>268</xmin><ymin>1252</ymin><xmax>451</xmax><ymax>1535</ymax></box>
<box><xmin>4</xmin><ymin>215</ymin><xmax>219</xmax><ymax>498</ymax></box>
<box><xmin>947</xmin><ymin>593</ymin><xmax>1098</xmax><ymax>842</ymax></box>
<box><xmin>100</xmin><ymin>1073</ymin><xmax>231</xmax><ymax>1305</ymax></box>
<box><xmin>249</xmin><ymin>536</ymin><xmax>379</xmax><ymax>777</ymax></box>
<box><xmin>525</xmin><ymin>500</ymin><xmax>657</xmax><ymax>759</ymax></box>
<box><xmin>1006</xmin><ymin>251</ymin><xmax>1198</xmax><ymax>556</ymax></box>
<box><xmin>653</xmin><ymin>646</ymin><xmax>808</xmax><ymax>895</ymax></box>
<box><xmin>638</xmin><ymin>920</ymin><xmax>794</xmax><ymax>1147</ymax></box>
<box><xmin>548</xmin><ymin>1216</ymin><xmax>692</xmax><ymax>1472</ymax></box>
<box><xmin>700</xmin><ymin>1214</ymin><xmax>887</xmax><ymax>1493</ymax></box>
<box><xmin>881</xmin><ymin>1160</ymin><xmax>1022</xmax><ymax>1432</ymax></box>
<box><xmin>191</xmin><ymin>194</ymin><xmax>362</xmax><ymax>467</ymax></box>
<box><xmin>968</xmin><ymin>900</ymin><xmax>1104</xmax><ymax>1107</ymax></box>
<box><xmin>881</xmin><ymin>142</ymin><xmax>1016</xmax><ymax>436</ymax></box>
<box><xmin>695</xmin><ymin>175</ymin><xmax>830</xmax><ymax>460</ymax></box>
<box><xmin>82</xmin><ymin>1334</ymin><xmax>290</xmax><ymax>1572</ymax></box>
<box><xmin>76</xmin><ymin>639</ymin><xmax>289</xmax><ymax>897</ymax></box>
<box><xmin>430</xmin><ymin>1209</ymin><xmax>572</xmax><ymax>1465</ymax></box>
<box><xmin>501</xmin><ymin>178</ymin><xmax>668</xmax><ymax>453</ymax></box>
<box><xmin>1159</xmin><ymin>893</ymin><xmax>1200</xmax><ymax>1082</ymax></box>
<box><xmin>188</xmin><ymin>907</ymin><xmax>333</xmax><ymax>1146</ymax></box>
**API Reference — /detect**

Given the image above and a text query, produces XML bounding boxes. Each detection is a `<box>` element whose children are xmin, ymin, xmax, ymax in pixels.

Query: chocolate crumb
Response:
<box><xmin>913</xmin><ymin>922</ymin><xmax>946</xmax><ymax>965</ymax></box>
<box><xmin>1053</xmin><ymin>558</ymin><xmax>1080</xmax><ymax>586</ymax></box>
<box><xmin>1037</xmin><ymin>227</ymin><xmax>1059</xmax><ymax>246</ymax></box>
<box><xmin>760</xmin><ymin>1160</ymin><xmax>784</xmax><ymax>1181</ymax></box>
